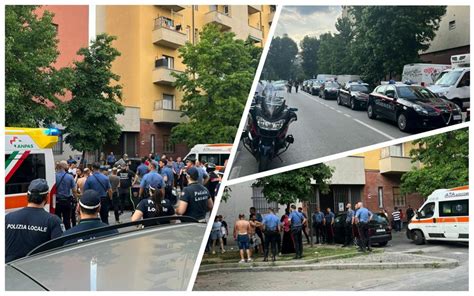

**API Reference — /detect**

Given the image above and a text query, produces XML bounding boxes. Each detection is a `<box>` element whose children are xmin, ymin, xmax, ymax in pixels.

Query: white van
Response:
<box><xmin>316</xmin><ymin>74</ymin><xmax>337</xmax><ymax>82</ymax></box>
<box><xmin>407</xmin><ymin>185</ymin><xmax>468</xmax><ymax>245</ymax></box>
<box><xmin>184</xmin><ymin>144</ymin><xmax>232</xmax><ymax>170</ymax></box>
<box><xmin>401</xmin><ymin>63</ymin><xmax>450</xmax><ymax>86</ymax></box>
<box><xmin>5</xmin><ymin>127</ymin><xmax>59</xmax><ymax>213</ymax></box>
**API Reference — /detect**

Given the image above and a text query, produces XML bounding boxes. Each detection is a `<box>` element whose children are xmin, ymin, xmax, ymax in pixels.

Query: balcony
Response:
<box><xmin>152</xmin><ymin>66</ymin><xmax>181</xmax><ymax>85</ymax></box>
<box><xmin>204</xmin><ymin>10</ymin><xmax>233</xmax><ymax>30</ymax></box>
<box><xmin>153</xmin><ymin>101</ymin><xmax>188</xmax><ymax>124</ymax></box>
<box><xmin>248</xmin><ymin>5</ymin><xmax>262</xmax><ymax>14</ymax></box>
<box><xmin>248</xmin><ymin>25</ymin><xmax>263</xmax><ymax>42</ymax></box>
<box><xmin>155</xmin><ymin>5</ymin><xmax>185</xmax><ymax>12</ymax></box>
<box><xmin>152</xmin><ymin>17</ymin><xmax>187</xmax><ymax>49</ymax></box>
<box><xmin>379</xmin><ymin>156</ymin><xmax>416</xmax><ymax>174</ymax></box>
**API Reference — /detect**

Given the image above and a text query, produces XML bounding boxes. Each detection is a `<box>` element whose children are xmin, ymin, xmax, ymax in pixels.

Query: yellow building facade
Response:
<box><xmin>96</xmin><ymin>5</ymin><xmax>275</xmax><ymax>157</ymax></box>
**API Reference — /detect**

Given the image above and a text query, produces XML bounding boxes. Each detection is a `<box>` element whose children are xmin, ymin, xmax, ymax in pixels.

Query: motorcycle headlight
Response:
<box><xmin>256</xmin><ymin>116</ymin><xmax>285</xmax><ymax>131</ymax></box>
<box><xmin>413</xmin><ymin>104</ymin><xmax>428</xmax><ymax>115</ymax></box>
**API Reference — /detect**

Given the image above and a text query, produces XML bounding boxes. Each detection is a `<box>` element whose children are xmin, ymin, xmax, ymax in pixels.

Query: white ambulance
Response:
<box><xmin>184</xmin><ymin>144</ymin><xmax>232</xmax><ymax>171</ymax></box>
<box><xmin>407</xmin><ymin>185</ymin><xmax>468</xmax><ymax>245</ymax></box>
<box><xmin>5</xmin><ymin>127</ymin><xmax>59</xmax><ymax>213</ymax></box>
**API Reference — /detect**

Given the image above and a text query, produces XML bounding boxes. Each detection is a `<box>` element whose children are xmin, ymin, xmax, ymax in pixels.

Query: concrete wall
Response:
<box><xmin>324</xmin><ymin>156</ymin><xmax>365</xmax><ymax>185</ymax></box>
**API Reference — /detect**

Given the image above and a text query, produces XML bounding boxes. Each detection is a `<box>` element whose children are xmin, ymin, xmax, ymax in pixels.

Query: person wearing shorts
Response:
<box><xmin>233</xmin><ymin>213</ymin><xmax>251</xmax><ymax>263</ymax></box>
<box><xmin>210</xmin><ymin>218</ymin><xmax>225</xmax><ymax>254</ymax></box>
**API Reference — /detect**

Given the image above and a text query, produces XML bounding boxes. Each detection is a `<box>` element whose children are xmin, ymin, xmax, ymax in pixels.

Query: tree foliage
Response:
<box><xmin>401</xmin><ymin>129</ymin><xmax>468</xmax><ymax>197</ymax></box>
<box><xmin>262</xmin><ymin>34</ymin><xmax>298</xmax><ymax>80</ymax></box>
<box><xmin>171</xmin><ymin>25</ymin><xmax>261</xmax><ymax>147</ymax></box>
<box><xmin>63</xmin><ymin>34</ymin><xmax>124</xmax><ymax>154</ymax></box>
<box><xmin>253</xmin><ymin>164</ymin><xmax>333</xmax><ymax>205</ymax></box>
<box><xmin>5</xmin><ymin>5</ymin><xmax>72</xmax><ymax>127</ymax></box>
<box><xmin>300</xmin><ymin>36</ymin><xmax>320</xmax><ymax>78</ymax></box>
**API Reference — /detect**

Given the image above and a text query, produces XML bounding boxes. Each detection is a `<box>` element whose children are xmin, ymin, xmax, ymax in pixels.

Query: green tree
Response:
<box><xmin>263</xmin><ymin>34</ymin><xmax>298</xmax><ymax>80</ymax></box>
<box><xmin>5</xmin><ymin>5</ymin><xmax>72</xmax><ymax>127</ymax></box>
<box><xmin>401</xmin><ymin>129</ymin><xmax>468</xmax><ymax>197</ymax></box>
<box><xmin>171</xmin><ymin>25</ymin><xmax>261</xmax><ymax>147</ymax></box>
<box><xmin>300</xmin><ymin>36</ymin><xmax>320</xmax><ymax>78</ymax></box>
<box><xmin>63</xmin><ymin>34</ymin><xmax>124</xmax><ymax>160</ymax></box>
<box><xmin>253</xmin><ymin>164</ymin><xmax>333</xmax><ymax>206</ymax></box>
<box><xmin>349</xmin><ymin>6</ymin><xmax>446</xmax><ymax>85</ymax></box>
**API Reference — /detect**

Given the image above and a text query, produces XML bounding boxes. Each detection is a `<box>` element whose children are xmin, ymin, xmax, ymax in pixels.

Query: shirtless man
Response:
<box><xmin>249</xmin><ymin>213</ymin><xmax>263</xmax><ymax>257</ymax></box>
<box><xmin>233</xmin><ymin>213</ymin><xmax>251</xmax><ymax>263</ymax></box>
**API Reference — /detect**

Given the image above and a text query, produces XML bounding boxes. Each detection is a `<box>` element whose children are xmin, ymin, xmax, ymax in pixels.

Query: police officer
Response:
<box><xmin>262</xmin><ymin>207</ymin><xmax>281</xmax><ymax>262</ymax></box>
<box><xmin>312</xmin><ymin>207</ymin><xmax>325</xmax><ymax>244</ymax></box>
<box><xmin>5</xmin><ymin>179</ymin><xmax>64</xmax><ymax>262</ymax></box>
<box><xmin>55</xmin><ymin>160</ymin><xmax>79</xmax><ymax>230</ymax></box>
<box><xmin>355</xmin><ymin>201</ymin><xmax>373</xmax><ymax>252</ymax></box>
<box><xmin>139</xmin><ymin>162</ymin><xmax>165</xmax><ymax>199</ymax></box>
<box><xmin>176</xmin><ymin>167</ymin><xmax>213</xmax><ymax>221</ymax></box>
<box><xmin>62</xmin><ymin>190</ymin><xmax>118</xmax><ymax>245</ymax></box>
<box><xmin>342</xmin><ymin>203</ymin><xmax>354</xmax><ymax>247</ymax></box>
<box><xmin>84</xmin><ymin>162</ymin><xmax>112</xmax><ymax>224</ymax></box>
<box><xmin>289</xmin><ymin>205</ymin><xmax>306</xmax><ymax>259</ymax></box>
<box><xmin>159</xmin><ymin>159</ymin><xmax>175</xmax><ymax>204</ymax></box>
<box><xmin>205</xmin><ymin>163</ymin><xmax>220</xmax><ymax>201</ymax></box>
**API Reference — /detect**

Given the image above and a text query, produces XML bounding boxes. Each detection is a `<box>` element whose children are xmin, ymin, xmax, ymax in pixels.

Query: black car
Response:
<box><xmin>367</xmin><ymin>84</ymin><xmax>463</xmax><ymax>132</ymax></box>
<box><xmin>337</xmin><ymin>82</ymin><xmax>371</xmax><ymax>110</ymax></box>
<box><xmin>334</xmin><ymin>212</ymin><xmax>392</xmax><ymax>247</ymax></box>
<box><xmin>309</xmin><ymin>80</ymin><xmax>323</xmax><ymax>96</ymax></box>
<box><xmin>320</xmin><ymin>81</ymin><xmax>341</xmax><ymax>100</ymax></box>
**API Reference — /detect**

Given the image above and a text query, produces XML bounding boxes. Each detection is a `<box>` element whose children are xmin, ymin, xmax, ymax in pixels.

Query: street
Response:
<box><xmin>193</xmin><ymin>231</ymin><xmax>469</xmax><ymax>291</ymax></box>
<box><xmin>230</xmin><ymin>90</ymin><xmax>464</xmax><ymax>179</ymax></box>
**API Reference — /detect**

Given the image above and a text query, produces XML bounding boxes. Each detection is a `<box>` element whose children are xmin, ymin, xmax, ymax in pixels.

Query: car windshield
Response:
<box><xmin>371</xmin><ymin>213</ymin><xmax>389</xmax><ymax>224</ymax></box>
<box><xmin>325</xmin><ymin>82</ymin><xmax>339</xmax><ymax>88</ymax></box>
<box><xmin>397</xmin><ymin>86</ymin><xmax>436</xmax><ymax>101</ymax></box>
<box><xmin>351</xmin><ymin>85</ymin><xmax>370</xmax><ymax>92</ymax></box>
<box><xmin>435</xmin><ymin>70</ymin><xmax>463</xmax><ymax>87</ymax></box>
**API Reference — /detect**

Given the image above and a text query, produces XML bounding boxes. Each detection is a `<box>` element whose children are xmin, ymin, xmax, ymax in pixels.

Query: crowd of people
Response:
<box><xmin>5</xmin><ymin>152</ymin><xmax>224</xmax><ymax>263</ymax></box>
<box><xmin>212</xmin><ymin>201</ymin><xmax>409</xmax><ymax>263</ymax></box>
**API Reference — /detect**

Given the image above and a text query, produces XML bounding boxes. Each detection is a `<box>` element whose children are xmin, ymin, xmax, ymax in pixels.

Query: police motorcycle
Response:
<box><xmin>242</xmin><ymin>81</ymin><xmax>298</xmax><ymax>172</ymax></box>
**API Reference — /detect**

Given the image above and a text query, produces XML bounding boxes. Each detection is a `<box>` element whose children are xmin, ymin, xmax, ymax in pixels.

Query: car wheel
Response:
<box><xmin>350</xmin><ymin>97</ymin><xmax>356</xmax><ymax>110</ymax></box>
<box><xmin>337</xmin><ymin>96</ymin><xmax>342</xmax><ymax>105</ymax></box>
<box><xmin>367</xmin><ymin>104</ymin><xmax>377</xmax><ymax>119</ymax></box>
<box><xmin>378</xmin><ymin>241</ymin><xmax>388</xmax><ymax>247</ymax></box>
<box><xmin>412</xmin><ymin>230</ymin><xmax>425</xmax><ymax>245</ymax></box>
<box><xmin>397</xmin><ymin>113</ymin><xmax>412</xmax><ymax>132</ymax></box>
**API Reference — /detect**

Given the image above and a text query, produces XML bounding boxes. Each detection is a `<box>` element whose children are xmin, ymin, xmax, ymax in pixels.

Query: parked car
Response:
<box><xmin>5</xmin><ymin>217</ymin><xmax>206</xmax><ymax>291</ymax></box>
<box><xmin>309</xmin><ymin>80</ymin><xmax>323</xmax><ymax>96</ymax></box>
<box><xmin>367</xmin><ymin>84</ymin><xmax>463</xmax><ymax>132</ymax></box>
<box><xmin>337</xmin><ymin>81</ymin><xmax>371</xmax><ymax>110</ymax></box>
<box><xmin>320</xmin><ymin>81</ymin><xmax>341</xmax><ymax>100</ymax></box>
<box><xmin>302</xmin><ymin>80</ymin><xmax>310</xmax><ymax>92</ymax></box>
<box><xmin>334</xmin><ymin>212</ymin><xmax>392</xmax><ymax>247</ymax></box>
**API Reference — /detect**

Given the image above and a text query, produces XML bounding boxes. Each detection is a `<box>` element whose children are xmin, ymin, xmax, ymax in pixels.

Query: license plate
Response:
<box><xmin>453</xmin><ymin>115</ymin><xmax>462</xmax><ymax>120</ymax></box>
<box><xmin>376</xmin><ymin>229</ymin><xmax>385</xmax><ymax>233</ymax></box>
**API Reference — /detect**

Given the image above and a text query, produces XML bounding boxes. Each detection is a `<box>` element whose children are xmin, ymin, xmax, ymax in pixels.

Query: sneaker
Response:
<box><xmin>247</xmin><ymin>258</ymin><xmax>253</xmax><ymax>262</ymax></box>
<box><xmin>221</xmin><ymin>249</ymin><xmax>226</xmax><ymax>254</ymax></box>
<box><xmin>212</xmin><ymin>251</ymin><xmax>216</xmax><ymax>255</ymax></box>
<box><xmin>238</xmin><ymin>259</ymin><xmax>246</xmax><ymax>263</ymax></box>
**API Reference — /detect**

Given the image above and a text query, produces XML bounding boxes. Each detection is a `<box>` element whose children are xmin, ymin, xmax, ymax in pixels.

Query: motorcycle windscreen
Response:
<box><xmin>261</xmin><ymin>83</ymin><xmax>286</xmax><ymax>118</ymax></box>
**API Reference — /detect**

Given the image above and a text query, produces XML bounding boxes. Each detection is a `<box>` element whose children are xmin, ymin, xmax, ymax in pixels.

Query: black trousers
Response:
<box><xmin>291</xmin><ymin>226</ymin><xmax>303</xmax><ymax>257</ymax></box>
<box><xmin>112</xmin><ymin>192</ymin><xmax>120</xmax><ymax>222</ymax></box>
<box><xmin>264</xmin><ymin>230</ymin><xmax>279</xmax><ymax>259</ymax></box>
<box><xmin>100</xmin><ymin>197</ymin><xmax>110</xmax><ymax>224</ymax></box>
<box><xmin>357</xmin><ymin>222</ymin><xmax>371</xmax><ymax>250</ymax></box>
<box><xmin>70</xmin><ymin>199</ymin><xmax>77</xmax><ymax>227</ymax></box>
<box><xmin>344</xmin><ymin>222</ymin><xmax>353</xmax><ymax>246</ymax></box>
<box><xmin>118</xmin><ymin>188</ymin><xmax>130</xmax><ymax>212</ymax></box>
<box><xmin>313</xmin><ymin>223</ymin><xmax>324</xmax><ymax>243</ymax></box>
<box><xmin>56</xmin><ymin>198</ymin><xmax>72</xmax><ymax>230</ymax></box>
<box><xmin>165</xmin><ymin>185</ymin><xmax>175</xmax><ymax>205</ymax></box>
<box><xmin>302</xmin><ymin>224</ymin><xmax>310</xmax><ymax>243</ymax></box>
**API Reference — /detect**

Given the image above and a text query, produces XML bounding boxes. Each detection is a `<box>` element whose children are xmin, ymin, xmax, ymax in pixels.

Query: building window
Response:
<box><xmin>163</xmin><ymin>135</ymin><xmax>175</xmax><ymax>153</ymax></box>
<box><xmin>449</xmin><ymin>20</ymin><xmax>456</xmax><ymax>31</ymax></box>
<box><xmin>393</xmin><ymin>187</ymin><xmax>406</xmax><ymax>207</ymax></box>
<box><xmin>150</xmin><ymin>134</ymin><xmax>155</xmax><ymax>154</ymax></box>
<box><xmin>186</xmin><ymin>25</ymin><xmax>191</xmax><ymax>41</ymax></box>
<box><xmin>52</xmin><ymin>133</ymin><xmax>64</xmax><ymax>155</ymax></box>
<box><xmin>378</xmin><ymin>187</ymin><xmax>384</xmax><ymax>208</ymax></box>
<box><xmin>251</xmin><ymin>186</ymin><xmax>279</xmax><ymax>214</ymax></box>
<box><xmin>162</xmin><ymin>55</ymin><xmax>174</xmax><ymax>69</ymax></box>
<box><xmin>194</xmin><ymin>5</ymin><xmax>198</xmax><ymax>11</ymax></box>
<box><xmin>162</xmin><ymin>94</ymin><xmax>174</xmax><ymax>110</ymax></box>
<box><xmin>123</xmin><ymin>133</ymin><xmax>137</xmax><ymax>157</ymax></box>
<box><xmin>381</xmin><ymin>144</ymin><xmax>403</xmax><ymax>158</ymax></box>
<box><xmin>223</xmin><ymin>5</ymin><xmax>230</xmax><ymax>15</ymax></box>
<box><xmin>52</xmin><ymin>23</ymin><xmax>59</xmax><ymax>33</ymax></box>
<box><xmin>194</xmin><ymin>28</ymin><xmax>199</xmax><ymax>43</ymax></box>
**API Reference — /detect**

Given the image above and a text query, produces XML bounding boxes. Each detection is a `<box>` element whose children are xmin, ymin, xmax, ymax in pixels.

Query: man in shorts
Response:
<box><xmin>249</xmin><ymin>213</ymin><xmax>263</xmax><ymax>257</ymax></box>
<box><xmin>233</xmin><ymin>213</ymin><xmax>251</xmax><ymax>263</ymax></box>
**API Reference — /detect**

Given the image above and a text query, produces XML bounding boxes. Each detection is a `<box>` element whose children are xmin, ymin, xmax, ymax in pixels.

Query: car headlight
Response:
<box><xmin>413</xmin><ymin>104</ymin><xmax>428</xmax><ymax>115</ymax></box>
<box><xmin>256</xmin><ymin>116</ymin><xmax>285</xmax><ymax>131</ymax></box>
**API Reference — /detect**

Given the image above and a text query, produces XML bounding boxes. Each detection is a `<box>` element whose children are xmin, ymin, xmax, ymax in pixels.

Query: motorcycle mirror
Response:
<box><xmin>289</xmin><ymin>107</ymin><xmax>298</xmax><ymax>112</ymax></box>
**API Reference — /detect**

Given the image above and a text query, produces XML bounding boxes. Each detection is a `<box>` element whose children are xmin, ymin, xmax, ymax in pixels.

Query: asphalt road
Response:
<box><xmin>193</xmin><ymin>231</ymin><xmax>469</xmax><ymax>291</ymax></box>
<box><xmin>229</xmin><ymin>90</ymin><xmax>463</xmax><ymax>179</ymax></box>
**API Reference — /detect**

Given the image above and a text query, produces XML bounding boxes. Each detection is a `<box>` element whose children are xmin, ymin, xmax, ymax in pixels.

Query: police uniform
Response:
<box><xmin>84</xmin><ymin>171</ymin><xmax>112</xmax><ymax>224</ymax></box>
<box><xmin>160</xmin><ymin>164</ymin><xmax>175</xmax><ymax>203</ymax></box>
<box><xmin>55</xmin><ymin>170</ymin><xmax>77</xmax><ymax>230</ymax></box>
<box><xmin>140</xmin><ymin>171</ymin><xmax>165</xmax><ymax>199</ymax></box>
<box><xmin>5</xmin><ymin>179</ymin><xmax>64</xmax><ymax>262</ymax></box>
<box><xmin>344</xmin><ymin>208</ymin><xmax>355</xmax><ymax>246</ymax></box>
<box><xmin>262</xmin><ymin>212</ymin><xmax>280</xmax><ymax>261</ymax></box>
<box><xmin>289</xmin><ymin>210</ymin><xmax>305</xmax><ymax>259</ymax></box>
<box><xmin>62</xmin><ymin>190</ymin><xmax>118</xmax><ymax>245</ymax></box>
<box><xmin>355</xmin><ymin>207</ymin><xmax>373</xmax><ymax>252</ymax></box>
<box><xmin>312</xmin><ymin>211</ymin><xmax>325</xmax><ymax>244</ymax></box>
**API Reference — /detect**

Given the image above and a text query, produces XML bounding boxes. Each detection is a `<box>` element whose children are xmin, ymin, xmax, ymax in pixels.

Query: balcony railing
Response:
<box><xmin>248</xmin><ymin>24</ymin><xmax>263</xmax><ymax>42</ymax></box>
<box><xmin>204</xmin><ymin>10</ymin><xmax>233</xmax><ymax>30</ymax></box>
<box><xmin>152</xmin><ymin>17</ymin><xmax>187</xmax><ymax>49</ymax></box>
<box><xmin>152</xmin><ymin>66</ymin><xmax>181</xmax><ymax>85</ymax></box>
<box><xmin>153</xmin><ymin>100</ymin><xmax>187</xmax><ymax>124</ymax></box>
<box><xmin>379</xmin><ymin>156</ymin><xmax>416</xmax><ymax>174</ymax></box>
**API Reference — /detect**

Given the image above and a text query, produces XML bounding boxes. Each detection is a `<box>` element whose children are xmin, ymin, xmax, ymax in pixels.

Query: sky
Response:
<box><xmin>275</xmin><ymin>6</ymin><xmax>343</xmax><ymax>48</ymax></box>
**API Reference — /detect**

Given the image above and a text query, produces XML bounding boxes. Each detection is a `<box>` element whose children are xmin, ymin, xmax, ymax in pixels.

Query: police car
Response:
<box><xmin>407</xmin><ymin>185</ymin><xmax>468</xmax><ymax>245</ymax></box>
<box><xmin>5</xmin><ymin>216</ymin><xmax>206</xmax><ymax>291</ymax></box>
<box><xmin>337</xmin><ymin>81</ymin><xmax>371</xmax><ymax>110</ymax></box>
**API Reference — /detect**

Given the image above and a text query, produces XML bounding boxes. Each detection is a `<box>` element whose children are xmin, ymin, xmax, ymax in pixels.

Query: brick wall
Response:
<box><xmin>138</xmin><ymin>119</ymin><xmax>188</xmax><ymax>159</ymax></box>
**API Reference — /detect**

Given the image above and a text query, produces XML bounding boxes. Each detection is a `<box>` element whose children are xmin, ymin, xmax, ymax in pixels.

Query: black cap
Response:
<box><xmin>186</xmin><ymin>167</ymin><xmax>200</xmax><ymax>181</ymax></box>
<box><xmin>28</xmin><ymin>179</ymin><xmax>49</xmax><ymax>195</ymax></box>
<box><xmin>79</xmin><ymin>190</ymin><xmax>101</xmax><ymax>209</ymax></box>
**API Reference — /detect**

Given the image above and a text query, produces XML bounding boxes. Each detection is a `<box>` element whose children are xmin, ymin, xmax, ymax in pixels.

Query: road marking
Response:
<box><xmin>336</xmin><ymin>110</ymin><xmax>342</xmax><ymax>113</ymax></box>
<box><xmin>353</xmin><ymin>119</ymin><xmax>395</xmax><ymax>140</ymax></box>
<box><xmin>344</xmin><ymin>114</ymin><xmax>351</xmax><ymax>118</ymax></box>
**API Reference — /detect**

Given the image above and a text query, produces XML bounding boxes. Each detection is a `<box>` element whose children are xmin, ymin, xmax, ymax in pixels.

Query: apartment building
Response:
<box><xmin>96</xmin><ymin>5</ymin><xmax>275</xmax><ymax>159</ymax></box>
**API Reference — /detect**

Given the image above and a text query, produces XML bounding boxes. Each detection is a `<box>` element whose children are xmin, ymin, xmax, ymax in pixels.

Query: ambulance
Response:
<box><xmin>407</xmin><ymin>185</ymin><xmax>468</xmax><ymax>245</ymax></box>
<box><xmin>184</xmin><ymin>144</ymin><xmax>232</xmax><ymax>170</ymax></box>
<box><xmin>5</xmin><ymin>127</ymin><xmax>59</xmax><ymax>213</ymax></box>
